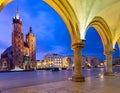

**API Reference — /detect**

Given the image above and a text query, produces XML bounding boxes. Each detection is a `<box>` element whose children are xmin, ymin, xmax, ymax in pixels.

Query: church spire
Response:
<box><xmin>13</xmin><ymin>7</ymin><xmax>22</xmax><ymax>24</ymax></box>
<box><xmin>29</xmin><ymin>26</ymin><xmax>32</xmax><ymax>33</ymax></box>
<box><xmin>15</xmin><ymin>7</ymin><xmax>20</xmax><ymax>19</ymax></box>
<box><xmin>26</xmin><ymin>26</ymin><xmax>35</xmax><ymax>36</ymax></box>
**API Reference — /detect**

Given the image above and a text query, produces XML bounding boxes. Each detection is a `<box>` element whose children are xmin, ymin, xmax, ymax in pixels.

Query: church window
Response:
<box><xmin>3</xmin><ymin>62</ymin><xmax>7</xmax><ymax>66</ymax></box>
<box><xmin>19</xmin><ymin>35</ymin><xmax>21</xmax><ymax>38</ymax></box>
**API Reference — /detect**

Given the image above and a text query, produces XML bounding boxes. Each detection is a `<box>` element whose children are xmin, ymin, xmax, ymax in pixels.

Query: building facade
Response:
<box><xmin>62</xmin><ymin>55</ymin><xmax>74</xmax><ymax>69</ymax></box>
<box><xmin>43</xmin><ymin>54</ymin><xmax>103</xmax><ymax>69</ymax></box>
<box><xmin>0</xmin><ymin>46</ymin><xmax>13</xmax><ymax>70</ymax></box>
<box><xmin>113</xmin><ymin>57</ymin><xmax>120</xmax><ymax>65</ymax></box>
<box><xmin>82</xmin><ymin>56</ymin><xmax>103</xmax><ymax>68</ymax></box>
<box><xmin>0</xmin><ymin>9</ymin><xmax>36</xmax><ymax>71</ymax></box>
<box><xmin>44</xmin><ymin>53</ymin><xmax>63</xmax><ymax>68</ymax></box>
<box><xmin>12</xmin><ymin>8</ymin><xmax>24</xmax><ymax>69</ymax></box>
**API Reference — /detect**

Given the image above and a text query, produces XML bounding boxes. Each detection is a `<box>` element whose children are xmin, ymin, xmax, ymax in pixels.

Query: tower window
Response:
<box><xmin>19</xmin><ymin>36</ymin><xmax>21</xmax><ymax>38</ymax></box>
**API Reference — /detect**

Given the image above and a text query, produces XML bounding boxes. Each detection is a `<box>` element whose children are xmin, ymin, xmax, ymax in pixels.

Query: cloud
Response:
<box><xmin>36</xmin><ymin>45</ymin><xmax>66</xmax><ymax>60</ymax></box>
<box><xmin>36</xmin><ymin>45</ymin><xmax>73</xmax><ymax>60</ymax></box>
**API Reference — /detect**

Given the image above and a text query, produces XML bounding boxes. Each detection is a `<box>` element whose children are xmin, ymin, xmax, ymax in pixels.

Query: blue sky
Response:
<box><xmin>0</xmin><ymin>0</ymin><xmax>119</xmax><ymax>60</ymax></box>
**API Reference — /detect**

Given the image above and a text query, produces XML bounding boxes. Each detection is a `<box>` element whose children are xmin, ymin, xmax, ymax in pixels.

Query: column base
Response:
<box><xmin>104</xmin><ymin>72</ymin><xmax>115</xmax><ymax>76</ymax></box>
<box><xmin>72</xmin><ymin>75</ymin><xmax>85</xmax><ymax>82</ymax></box>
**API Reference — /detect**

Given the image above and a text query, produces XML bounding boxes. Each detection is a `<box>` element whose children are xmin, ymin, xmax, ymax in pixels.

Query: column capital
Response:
<box><xmin>72</xmin><ymin>41</ymin><xmax>85</xmax><ymax>50</ymax></box>
<box><xmin>104</xmin><ymin>49</ymin><xmax>115</xmax><ymax>55</ymax></box>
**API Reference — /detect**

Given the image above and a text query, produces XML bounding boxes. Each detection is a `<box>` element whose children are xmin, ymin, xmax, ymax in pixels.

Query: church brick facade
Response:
<box><xmin>0</xmin><ymin>8</ymin><xmax>36</xmax><ymax>71</ymax></box>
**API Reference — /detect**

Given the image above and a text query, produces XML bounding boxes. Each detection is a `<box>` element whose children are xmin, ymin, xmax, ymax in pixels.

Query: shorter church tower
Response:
<box><xmin>26</xmin><ymin>27</ymin><xmax>36</xmax><ymax>69</ymax></box>
<box><xmin>12</xmin><ymin>8</ymin><xmax>24</xmax><ymax>68</ymax></box>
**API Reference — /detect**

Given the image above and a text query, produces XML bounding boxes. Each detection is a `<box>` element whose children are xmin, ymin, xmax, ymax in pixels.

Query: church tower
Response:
<box><xmin>12</xmin><ymin>8</ymin><xmax>24</xmax><ymax>68</ymax></box>
<box><xmin>26</xmin><ymin>27</ymin><xmax>36</xmax><ymax>69</ymax></box>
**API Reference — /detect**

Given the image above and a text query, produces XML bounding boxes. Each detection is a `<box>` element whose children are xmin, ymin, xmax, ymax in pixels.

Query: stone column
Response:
<box><xmin>72</xmin><ymin>41</ymin><xmax>85</xmax><ymax>82</ymax></box>
<box><xmin>104</xmin><ymin>50</ymin><xmax>115</xmax><ymax>76</ymax></box>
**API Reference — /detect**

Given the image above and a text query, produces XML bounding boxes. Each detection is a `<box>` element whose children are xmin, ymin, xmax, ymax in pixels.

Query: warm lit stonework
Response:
<box><xmin>44</xmin><ymin>0</ymin><xmax>120</xmax><ymax>82</ymax></box>
<box><xmin>104</xmin><ymin>50</ymin><xmax>115</xmax><ymax>76</ymax></box>
<box><xmin>72</xmin><ymin>41</ymin><xmax>85</xmax><ymax>82</ymax></box>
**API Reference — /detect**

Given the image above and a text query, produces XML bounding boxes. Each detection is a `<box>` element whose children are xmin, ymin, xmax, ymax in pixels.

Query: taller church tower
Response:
<box><xmin>12</xmin><ymin>8</ymin><xmax>24</xmax><ymax>68</ymax></box>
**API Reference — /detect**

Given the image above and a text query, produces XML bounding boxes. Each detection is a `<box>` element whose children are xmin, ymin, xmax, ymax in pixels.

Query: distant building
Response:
<box><xmin>0</xmin><ymin>46</ymin><xmax>13</xmax><ymax>70</ymax></box>
<box><xmin>62</xmin><ymin>55</ymin><xmax>73</xmax><ymax>69</ymax></box>
<box><xmin>0</xmin><ymin>8</ymin><xmax>36</xmax><ymax>71</ymax></box>
<box><xmin>36</xmin><ymin>60</ymin><xmax>44</xmax><ymax>69</ymax></box>
<box><xmin>43</xmin><ymin>54</ymin><xmax>103</xmax><ymax>69</ymax></box>
<box><xmin>62</xmin><ymin>55</ymin><xmax>103</xmax><ymax>69</ymax></box>
<box><xmin>113</xmin><ymin>57</ymin><xmax>120</xmax><ymax>65</ymax></box>
<box><xmin>44</xmin><ymin>53</ymin><xmax>63</xmax><ymax>68</ymax></box>
<box><xmin>82</xmin><ymin>56</ymin><xmax>103</xmax><ymax>68</ymax></box>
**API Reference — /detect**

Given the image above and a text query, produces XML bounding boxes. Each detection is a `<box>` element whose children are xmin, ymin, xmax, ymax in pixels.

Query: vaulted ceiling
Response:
<box><xmin>44</xmin><ymin>0</ymin><xmax>120</xmax><ymax>51</ymax></box>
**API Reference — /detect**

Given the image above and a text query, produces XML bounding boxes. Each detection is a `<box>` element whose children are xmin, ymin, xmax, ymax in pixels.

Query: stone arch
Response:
<box><xmin>0</xmin><ymin>0</ymin><xmax>13</xmax><ymax>11</ymax></box>
<box><xmin>43</xmin><ymin>0</ymin><xmax>87</xmax><ymax>82</ymax></box>
<box><xmin>87</xmin><ymin>16</ymin><xmax>115</xmax><ymax>76</ymax></box>
<box><xmin>44</xmin><ymin>0</ymin><xmax>81</xmax><ymax>45</ymax></box>
<box><xmin>86</xmin><ymin>16</ymin><xmax>113</xmax><ymax>53</ymax></box>
<box><xmin>1</xmin><ymin>0</ymin><xmax>80</xmax><ymax>45</ymax></box>
<box><xmin>1</xmin><ymin>0</ymin><xmax>117</xmax><ymax>80</ymax></box>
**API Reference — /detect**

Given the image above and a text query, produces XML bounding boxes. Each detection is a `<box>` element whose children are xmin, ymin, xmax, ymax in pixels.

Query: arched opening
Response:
<box><xmin>1</xmin><ymin>0</ymin><xmax>119</xmax><ymax>83</ymax></box>
<box><xmin>42</xmin><ymin>0</ymin><xmax>86</xmax><ymax>82</ymax></box>
<box><xmin>113</xmin><ymin>43</ymin><xmax>119</xmax><ymax>58</ymax></box>
<box><xmin>82</xmin><ymin>27</ymin><xmax>105</xmax><ymax>76</ymax></box>
<box><xmin>86</xmin><ymin>16</ymin><xmax>115</xmax><ymax>76</ymax></box>
<box><xmin>83</xmin><ymin>27</ymin><xmax>105</xmax><ymax>60</ymax></box>
<box><xmin>112</xmin><ymin>43</ymin><xmax>120</xmax><ymax>72</ymax></box>
<box><xmin>0</xmin><ymin>0</ymin><xmax>74</xmax><ymax>70</ymax></box>
<box><xmin>44</xmin><ymin>0</ymin><xmax>81</xmax><ymax>45</ymax></box>
<box><xmin>0</xmin><ymin>0</ymin><xmax>78</xmax><ymax>90</ymax></box>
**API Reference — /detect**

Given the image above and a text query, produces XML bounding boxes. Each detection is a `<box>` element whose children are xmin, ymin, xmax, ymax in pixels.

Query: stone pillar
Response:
<box><xmin>72</xmin><ymin>41</ymin><xmax>85</xmax><ymax>82</ymax></box>
<box><xmin>104</xmin><ymin>50</ymin><xmax>115</xmax><ymax>76</ymax></box>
